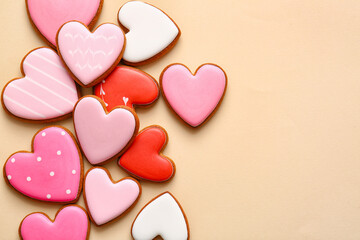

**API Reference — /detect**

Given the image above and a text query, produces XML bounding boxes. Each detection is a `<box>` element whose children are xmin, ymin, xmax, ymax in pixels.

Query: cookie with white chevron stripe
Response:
<box><xmin>57</xmin><ymin>21</ymin><xmax>126</xmax><ymax>87</ymax></box>
<box><xmin>1</xmin><ymin>47</ymin><xmax>80</xmax><ymax>122</ymax></box>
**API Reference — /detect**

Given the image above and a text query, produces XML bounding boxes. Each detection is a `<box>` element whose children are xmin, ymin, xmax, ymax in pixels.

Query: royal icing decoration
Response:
<box><xmin>160</xmin><ymin>64</ymin><xmax>227</xmax><ymax>127</ymax></box>
<box><xmin>132</xmin><ymin>192</ymin><xmax>189</xmax><ymax>240</ymax></box>
<box><xmin>2</xmin><ymin>47</ymin><xmax>79</xmax><ymax>121</ymax></box>
<box><xmin>84</xmin><ymin>167</ymin><xmax>141</xmax><ymax>225</ymax></box>
<box><xmin>118</xmin><ymin>1</ymin><xmax>180</xmax><ymax>65</ymax></box>
<box><xmin>4</xmin><ymin>126</ymin><xmax>82</xmax><ymax>202</ymax></box>
<box><xmin>73</xmin><ymin>96</ymin><xmax>138</xmax><ymax>165</ymax></box>
<box><xmin>26</xmin><ymin>0</ymin><xmax>102</xmax><ymax>47</ymax></box>
<box><xmin>20</xmin><ymin>205</ymin><xmax>89</xmax><ymax>240</ymax></box>
<box><xmin>57</xmin><ymin>21</ymin><xmax>125</xmax><ymax>87</ymax></box>
<box><xmin>119</xmin><ymin>126</ymin><xmax>175</xmax><ymax>182</ymax></box>
<box><xmin>94</xmin><ymin>66</ymin><xmax>159</xmax><ymax>111</ymax></box>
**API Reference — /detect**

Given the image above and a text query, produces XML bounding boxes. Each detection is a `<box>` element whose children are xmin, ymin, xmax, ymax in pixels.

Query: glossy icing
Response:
<box><xmin>2</xmin><ymin>47</ymin><xmax>78</xmax><ymax>121</ymax></box>
<box><xmin>26</xmin><ymin>0</ymin><xmax>102</xmax><ymax>46</ymax></box>
<box><xmin>73</xmin><ymin>96</ymin><xmax>137</xmax><ymax>165</ymax></box>
<box><xmin>119</xmin><ymin>126</ymin><xmax>174</xmax><ymax>182</ymax></box>
<box><xmin>20</xmin><ymin>205</ymin><xmax>89</xmax><ymax>240</ymax></box>
<box><xmin>94</xmin><ymin>66</ymin><xmax>159</xmax><ymax>111</ymax></box>
<box><xmin>57</xmin><ymin>21</ymin><xmax>125</xmax><ymax>87</ymax></box>
<box><xmin>132</xmin><ymin>192</ymin><xmax>189</xmax><ymax>240</ymax></box>
<box><xmin>161</xmin><ymin>64</ymin><xmax>227</xmax><ymax>127</ymax></box>
<box><xmin>4</xmin><ymin>126</ymin><xmax>82</xmax><ymax>202</ymax></box>
<box><xmin>84</xmin><ymin>167</ymin><xmax>140</xmax><ymax>225</ymax></box>
<box><xmin>118</xmin><ymin>1</ymin><xmax>180</xmax><ymax>64</ymax></box>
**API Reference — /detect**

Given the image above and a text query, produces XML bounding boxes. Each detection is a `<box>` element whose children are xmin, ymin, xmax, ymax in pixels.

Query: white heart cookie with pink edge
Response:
<box><xmin>57</xmin><ymin>21</ymin><xmax>125</xmax><ymax>87</ymax></box>
<box><xmin>118</xmin><ymin>1</ymin><xmax>180</xmax><ymax>65</ymax></box>
<box><xmin>73</xmin><ymin>96</ymin><xmax>138</xmax><ymax>165</ymax></box>
<box><xmin>1</xmin><ymin>47</ymin><xmax>79</xmax><ymax>122</ymax></box>
<box><xmin>84</xmin><ymin>167</ymin><xmax>141</xmax><ymax>225</ymax></box>
<box><xmin>4</xmin><ymin>126</ymin><xmax>82</xmax><ymax>202</ymax></box>
<box><xmin>132</xmin><ymin>192</ymin><xmax>189</xmax><ymax>240</ymax></box>
<box><xmin>160</xmin><ymin>63</ymin><xmax>227</xmax><ymax>127</ymax></box>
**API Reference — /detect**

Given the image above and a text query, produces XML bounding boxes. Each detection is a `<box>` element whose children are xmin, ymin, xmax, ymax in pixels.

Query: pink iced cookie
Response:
<box><xmin>20</xmin><ymin>205</ymin><xmax>90</xmax><ymax>240</ymax></box>
<box><xmin>26</xmin><ymin>0</ymin><xmax>103</xmax><ymax>47</ymax></box>
<box><xmin>1</xmin><ymin>47</ymin><xmax>79</xmax><ymax>122</ymax></box>
<box><xmin>73</xmin><ymin>96</ymin><xmax>138</xmax><ymax>165</ymax></box>
<box><xmin>57</xmin><ymin>21</ymin><xmax>125</xmax><ymax>87</ymax></box>
<box><xmin>84</xmin><ymin>167</ymin><xmax>141</xmax><ymax>226</ymax></box>
<box><xmin>160</xmin><ymin>63</ymin><xmax>227</xmax><ymax>127</ymax></box>
<box><xmin>4</xmin><ymin>126</ymin><xmax>82</xmax><ymax>203</ymax></box>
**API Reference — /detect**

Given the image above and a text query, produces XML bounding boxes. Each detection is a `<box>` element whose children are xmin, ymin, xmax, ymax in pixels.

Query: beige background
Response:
<box><xmin>0</xmin><ymin>0</ymin><xmax>360</xmax><ymax>239</ymax></box>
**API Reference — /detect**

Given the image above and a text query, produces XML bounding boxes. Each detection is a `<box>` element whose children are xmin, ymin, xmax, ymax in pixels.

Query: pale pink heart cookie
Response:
<box><xmin>73</xmin><ymin>96</ymin><xmax>138</xmax><ymax>165</ymax></box>
<box><xmin>20</xmin><ymin>205</ymin><xmax>90</xmax><ymax>240</ymax></box>
<box><xmin>57</xmin><ymin>21</ymin><xmax>125</xmax><ymax>87</ymax></box>
<box><xmin>4</xmin><ymin>126</ymin><xmax>82</xmax><ymax>203</ymax></box>
<box><xmin>84</xmin><ymin>167</ymin><xmax>141</xmax><ymax>226</ymax></box>
<box><xmin>1</xmin><ymin>47</ymin><xmax>79</xmax><ymax>122</ymax></box>
<box><xmin>160</xmin><ymin>63</ymin><xmax>227</xmax><ymax>127</ymax></box>
<box><xmin>132</xmin><ymin>192</ymin><xmax>189</xmax><ymax>240</ymax></box>
<box><xmin>26</xmin><ymin>0</ymin><xmax>103</xmax><ymax>47</ymax></box>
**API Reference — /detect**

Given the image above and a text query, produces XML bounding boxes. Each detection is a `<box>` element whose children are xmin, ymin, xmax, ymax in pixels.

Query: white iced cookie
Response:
<box><xmin>118</xmin><ymin>1</ymin><xmax>180</xmax><ymax>65</ymax></box>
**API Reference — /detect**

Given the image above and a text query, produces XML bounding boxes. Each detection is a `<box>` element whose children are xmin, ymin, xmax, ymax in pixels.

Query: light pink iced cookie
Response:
<box><xmin>117</xmin><ymin>1</ymin><xmax>180</xmax><ymax>66</ymax></box>
<box><xmin>57</xmin><ymin>21</ymin><xmax>126</xmax><ymax>87</ymax></box>
<box><xmin>26</xmin><ymin>0</ymin><xmax>103</xmax><ymax>47</ymax></box>
<box><xmin>19</xmin><ymin>205</ymin><xmax>90</xmax><ymax>240</ymax></box>
<box><xmin>160</xmin><ymin>63</ymin><xmax>227</xmax><ymax>127</ymax></box>
<box><xmin>132</xmin><ymin>192</ymin><xmax>189</xmax><ymax>240</ymax></box>
<box><xmin>84</xmin><ymin>167</ymin><xmax>141</xmax><ymax>226</ymax></box>
<box><xmin>73</xmin><ymin>96</ymin><xmax>139</xmax><ymax>165</ymax></box>
<box><xmin>3</xmin><ymin>126</ymin><xmax>83</xmax><ymax>203</ymax></box>
<box><xmin>1</xmin><ymin>47</ymin><xmax>79</xmax><ymax>122</ymax></box>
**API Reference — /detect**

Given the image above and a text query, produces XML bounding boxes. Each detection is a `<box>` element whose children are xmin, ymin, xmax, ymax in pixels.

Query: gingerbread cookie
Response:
<box><xmin>84</xmin><ymin>167</ymin><xmax>141</xmax><ymax>226</ymax></box>
<box><xmin>118</xmin><ymin>1</ymin><xmax>180</xmax><ymax>66</ymax></box>
<box><xmin>57</xmin><ymin>21</ymin><xmax>125</xmax><ymax>87</ymax></box>
<box><xmin>119</xmin><ymin>125</ymin><xmax>175</xmax><ymax>182</ymax></box>
<box><xmin>94</xmin><ymin>66</ymin><xmax>159</xmax><ymax>111</ymax></box>
<box><xmin>73</xmin><ymin>96</ymin><xmax>139</xmax><ymax>165</ymax></box>
<box><xmin>3</xmin><ymin>126</ymin><xmax>83</xmax><ymax>203</ymax></box>
<box><xmin>26</xmin><ymin>0</ymin><xmax>103</xmax><ymax>48</ymax></box>
<box><xmin>19</xmin><ymin>205</ymin><xmax>90</xmax><ymax>240</ymax></box>
<box><xmin>1</xmin><ymin>47</ymin><xmax>79</xmax><ymax>122</ymax></box>
<box><xmin>160</xmin><ymin>63</ymin><xmax>227</xmax><ymax>127</ymax></box>
<box><xmin>132</xmin><ymin>192</ymin><xmax>189</xmax><ymax>240</ymax></box>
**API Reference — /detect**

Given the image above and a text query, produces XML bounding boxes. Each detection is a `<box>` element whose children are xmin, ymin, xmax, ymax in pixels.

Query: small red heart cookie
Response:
<box><xmin>118</xmin><ymin>125</ymin><xmax>175</xmax><ymax>182</ymax></box>
<box><xmin>94</xmin><ymin>66</ymin><xmax>159</xmax><ymax>111</ymax></box>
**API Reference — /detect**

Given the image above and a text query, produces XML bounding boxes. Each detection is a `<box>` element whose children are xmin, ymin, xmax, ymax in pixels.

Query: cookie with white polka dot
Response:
<box><xmin>3</xmin><ymin>126</ymin><xmax>83</xmax><ymax>203</ymax></box>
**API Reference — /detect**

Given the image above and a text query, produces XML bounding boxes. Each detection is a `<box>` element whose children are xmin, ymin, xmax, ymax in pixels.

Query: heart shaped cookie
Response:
<box><xmin>57</xmin><ymin>21</ymin><xmax>125</xmax><ymax>87</ymax></box>
<box><xmin>160</xmin><ymin>63</ymin><xmax>227</xmax><ymax>127</ymax></box>
<box><xmin>26</xmin><ymin>0</ymin><xmax>103</xmax><ymax>47</ymax></box>
<box><xmin>118</xmin><ymin>1</ymin><xmax>180</xmax><ymax>65</ymax></box>
<box><xmin>94</xmin><ymin>66</ymin><xmax>159</xmax><ymax>111</ymax></box>
<box><xmin>132</xmin><ymin>192</ymin><xmax>189</xmax><ymax>240</ymax></box>
<box><xmin>1</xmin><ymin>47</ymin><xmax>79</xmax><ymax>122</ymax></box>
<box><xmin>84</xmin><ymin>167</ymin><xmax>141</xmax><ymax>226</ymax></box>
<box><xmin>119</xmin><ymin>125</ymin><xmax>175</xmax><ymax>182</ymax></box>
<box><xmin>73</xmin><ymin>96</ymin><xmax>138</xmax><ymax>165</ymax></box>
<box><xmin>20</xmin><ymin>205</ymin><xmax>89</xmax><ymax>240</ymax></box>
<box><xmin>4</xmin><ymin>126</ymin><xmax>83</xmax><ymax>203</ymax></box>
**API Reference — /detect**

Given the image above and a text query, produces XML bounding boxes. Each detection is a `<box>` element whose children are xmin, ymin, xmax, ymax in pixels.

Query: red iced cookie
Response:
<box><xmin>94</xmin><ymin>66</ymin><xmax>159</xmax><ymax>111</ymax></box>
<box><xmin>118</xmin><ymin>125</ymin><xmax>175</xmax><ymax>182</ymax></box>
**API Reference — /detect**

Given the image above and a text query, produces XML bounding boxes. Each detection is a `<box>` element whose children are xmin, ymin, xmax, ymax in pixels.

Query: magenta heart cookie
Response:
<box><xmin>73</xmin><ymin>96</ymin><xmax>138</xmax><ymax>165</ymax></box>
<box><xmin>26</xmin><ymin>0</ymin><xmax>103</xmax><ymax>47</ymax></box>
<box><xmin>20</xmin><ymin>205</ymin><xmax>89</xmax><ymax>240</ymax></box>
<box><xmin>4</xmin><ymin>126</ymin><xmax>82</xmax><ymax>203</ymax></box>
<box><xmin>1</xmin><ymin>47</ymin><xmax>79</xmax><ymax>122</ymax></box>
<box><xmin>57</xmin><ymin>21</ymin><xmax>125</xmax><ymax>87</ymax></box>
<box><xmin>84</xmin><ymin>167</ymin><xmax>141</xmax><ymax>225</ymax></box>
<box><xmin>160</xmin><ymin>63</ymin><xmax>227</xmax><ymax>127</ymax></box>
